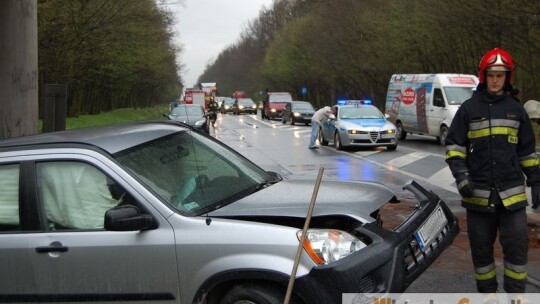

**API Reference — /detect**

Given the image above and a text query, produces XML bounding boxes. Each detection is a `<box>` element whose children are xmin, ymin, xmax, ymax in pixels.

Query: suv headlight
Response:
<box><xmin>298</xmin><ymin>229</ymin><xmax>366</xmax><ymax>265</ymax></box>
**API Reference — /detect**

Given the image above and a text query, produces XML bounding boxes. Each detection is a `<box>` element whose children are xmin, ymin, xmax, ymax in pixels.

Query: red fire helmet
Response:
<box><xmin>478</xmin><ymin>48</ymin><xmax>514</xmax><ymax>84</ymax></box>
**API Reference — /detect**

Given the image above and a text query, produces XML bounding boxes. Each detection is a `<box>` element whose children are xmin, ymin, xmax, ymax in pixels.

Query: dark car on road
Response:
<box><xmin>282</xmin><ymin>101</ymin><xmax>316</xmax><ymax>125</ymax></box>
<box><xmin>233</xmin><ymin>98</ymin><xmax>257</xmax><ymax>115</ymax></box>
<box><xmin>164</xmin><ymin>104</ymin><xmax>209</xmax><ymax>134</ymax></box>
<box><xmin>0</xmin><ymin>120</ymin><xmax>458</xmax><ymax>303</ymax></box>
<box><xmin>220</xmin><ymin>98</ymin><xmax>235</xmax><ymax>114</ymax></box>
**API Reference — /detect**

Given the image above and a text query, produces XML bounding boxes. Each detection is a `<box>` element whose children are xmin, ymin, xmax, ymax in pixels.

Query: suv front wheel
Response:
<box><xmin>221</xmin><ymin>283</ymin><xmax>300</xmax><ymax>304</ymax></box>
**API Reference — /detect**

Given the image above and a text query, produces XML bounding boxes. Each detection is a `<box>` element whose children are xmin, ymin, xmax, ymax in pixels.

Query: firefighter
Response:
<box><xmin>445</xmin><ymin>47</ymin><xmax>540</xmax><ymax>293</ymax></box>
<box><xmin>207</xmin><ymin>97</ymin><xmax>218</xmax><ymax>126</ymax></box>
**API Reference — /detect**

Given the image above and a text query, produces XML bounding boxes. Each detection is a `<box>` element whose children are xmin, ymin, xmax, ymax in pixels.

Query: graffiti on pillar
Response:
<box><xmin>12</xmin><ymin>68</ymin><xmax>37</xmax><ymax>95</ymax></box>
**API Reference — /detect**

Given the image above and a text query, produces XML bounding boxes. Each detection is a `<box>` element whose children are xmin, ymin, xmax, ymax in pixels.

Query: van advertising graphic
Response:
<box><xmin>386</xmin><ymin>81</ymin><xmax>433</xmax><ymax>132</ymax></box>
<box><xmin>401</xmin><ymin>88</ymin><xmax>416</xmax><ymax>105</ymax></box>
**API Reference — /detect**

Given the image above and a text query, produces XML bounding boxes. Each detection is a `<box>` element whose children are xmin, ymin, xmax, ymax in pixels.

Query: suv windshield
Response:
<box><xmin>114</xmin><ymin>131</ymin><xmax>269</xmax><ymax>216</ymax></box>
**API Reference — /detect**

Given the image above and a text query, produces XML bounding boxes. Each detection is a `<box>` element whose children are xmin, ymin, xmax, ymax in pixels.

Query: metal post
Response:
<box><xmin>43</xmin><ymin>84</ymin><xmax>67</xmax><ymax>132</ymax></box>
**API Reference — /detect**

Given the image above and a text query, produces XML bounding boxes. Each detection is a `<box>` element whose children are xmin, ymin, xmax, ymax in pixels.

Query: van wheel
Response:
<box><xmin>439</xmin><ymin>126</ymin><xmax>448</xmax><ymax>146</ymax></box>
<box><xmin>319</xmin><ymin>128</ymin><xmax>328</xmax><ymax>146</ymax></box>
<box><xmin>220</xmin><ymin>283</ymin><xmax>299</xmax><ymax>304</ymax></box>
<box><xmin>334</xmin><ymin>132</ymin><xmax>343</xmax><ymax>150</ymax></box>
<box><xmin>396</xmin><ymin>122</ymin><xmax>407</xmax><ymax>140</ymax></box>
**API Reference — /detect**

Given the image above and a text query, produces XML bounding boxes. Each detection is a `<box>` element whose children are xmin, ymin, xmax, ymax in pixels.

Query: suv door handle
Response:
<box><xmin>36</xmin><ymin>246</ymin><xmax>69</xmax><ymax>253</ymax></box>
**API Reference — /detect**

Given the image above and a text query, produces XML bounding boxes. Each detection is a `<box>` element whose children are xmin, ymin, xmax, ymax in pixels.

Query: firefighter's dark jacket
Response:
<box><xmin>446</xmin><ymin>90</ymin><xmax>540</xmax><ymax>211</ymax></box>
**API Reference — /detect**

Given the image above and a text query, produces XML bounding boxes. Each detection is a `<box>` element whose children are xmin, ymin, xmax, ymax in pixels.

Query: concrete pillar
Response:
<box><xmin>0</xmin><ymin>0</ymin><xmax>38</xmax><ymax>139</ymax></box>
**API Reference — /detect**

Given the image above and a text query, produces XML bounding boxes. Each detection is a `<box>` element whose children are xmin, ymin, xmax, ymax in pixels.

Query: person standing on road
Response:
<box><xmin>445</xmin><ymin>48</ymin><xmax>540</xmax><ymax>294</ymax></box>
<box><xmin>309</xmin><ymin>106</ymin><xmax>335</xmax><ymax>149</ymax></box>
<box><xmin>208</xmin><ymin>98</ymin><xmax>218</xmax><ymax>127</ymax></box>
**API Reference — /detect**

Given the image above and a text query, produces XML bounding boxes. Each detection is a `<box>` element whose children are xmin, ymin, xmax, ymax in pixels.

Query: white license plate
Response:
<box><xmin>414</xmin><ymin>205</ymin><xmax>448</xmax><ymax>250</ymax></box>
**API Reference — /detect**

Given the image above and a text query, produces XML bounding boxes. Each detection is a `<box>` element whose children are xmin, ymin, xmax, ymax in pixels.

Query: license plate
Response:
<box><xmin>414</xmin><ymin>205</ymin><xmax>447</xmax><ymax>250</ymax></box>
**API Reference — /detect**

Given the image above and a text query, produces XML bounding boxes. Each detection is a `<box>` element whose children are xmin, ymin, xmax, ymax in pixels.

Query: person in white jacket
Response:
<box><xmin>308</xmin><ymin>106</ymin><xmax>336</xmax><ymax>149</ymax></box>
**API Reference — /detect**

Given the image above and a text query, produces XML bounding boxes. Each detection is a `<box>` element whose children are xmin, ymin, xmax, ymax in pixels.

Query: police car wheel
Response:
<box><xmin>319</xmin><ymin>128</ymin><xmax>328</xmax><ymax>146</ymax></box>
<box><xmin>334</xmin><ymin>132</ymin><xmax>343</xmax><ymax>150</ymax></box>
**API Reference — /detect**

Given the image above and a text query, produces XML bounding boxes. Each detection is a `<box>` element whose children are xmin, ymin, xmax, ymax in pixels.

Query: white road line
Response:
<box><xmin>387</xmin><ymin>151</ymin><xmax>431</xmax><ymax>167</ymax></box>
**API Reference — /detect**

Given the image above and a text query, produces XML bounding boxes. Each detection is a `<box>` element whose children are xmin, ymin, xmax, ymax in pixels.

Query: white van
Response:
<box><xmin>384</xmin><ymin>73</ymin><xmax>479</xmax><ymax>145</ymax></box>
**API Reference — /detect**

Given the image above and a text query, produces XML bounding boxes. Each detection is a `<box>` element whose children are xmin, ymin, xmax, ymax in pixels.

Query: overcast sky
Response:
<box><xmin>171</xmin><ymin>0</ymin><xmax>273</xmax><ymax>88</ymax></box>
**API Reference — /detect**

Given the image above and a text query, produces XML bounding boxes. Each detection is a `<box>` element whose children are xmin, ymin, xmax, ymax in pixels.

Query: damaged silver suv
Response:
<box><xmin>0</xmin><ymin>120</ymin><xmax>459</xmax><ymax>303</ymax></box>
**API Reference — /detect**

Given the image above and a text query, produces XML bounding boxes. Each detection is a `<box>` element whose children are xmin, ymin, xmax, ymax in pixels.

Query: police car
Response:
<box><xmin>319</xmin><ymin>100</ymin><xmax>398</xmax><ymax>151</ymax></box>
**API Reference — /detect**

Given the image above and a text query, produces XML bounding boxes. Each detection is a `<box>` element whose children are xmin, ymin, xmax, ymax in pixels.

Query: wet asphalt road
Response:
<box><xmin>210</xmin><ymin>112</ymin><xmax>540</xmax><ymax>294</ymax></box>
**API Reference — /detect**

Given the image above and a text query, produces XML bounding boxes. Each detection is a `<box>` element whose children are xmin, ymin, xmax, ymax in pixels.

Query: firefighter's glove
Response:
<box><xmin>456</xmin><ymin>174</ymin><xmax>474</xmax><ymax>198</ymax></box>
<box><xmin>531</xmin><ymin>185</ymin><xmax>540</xmax><ymax>210</ymax></box>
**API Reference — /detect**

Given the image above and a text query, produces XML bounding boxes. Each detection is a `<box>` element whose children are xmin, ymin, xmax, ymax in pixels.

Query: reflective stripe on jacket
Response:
<box><xmin>445</xmin><ymin>91</ymin><xmax>540</xmax><ymax>211</ymax></box>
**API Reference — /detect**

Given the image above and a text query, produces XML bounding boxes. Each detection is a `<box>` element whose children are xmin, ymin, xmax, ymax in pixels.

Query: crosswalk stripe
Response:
<box><xmin>387</xmin><ymin>152</ymin><xmax>430</xmax><ymax>167</ymax></box>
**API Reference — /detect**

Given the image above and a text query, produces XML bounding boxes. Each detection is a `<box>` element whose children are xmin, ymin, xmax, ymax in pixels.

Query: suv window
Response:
<box><xmin>0</xmin><ymin>164</ymin><xmax>20</xmax><ymax>231</ymax></box>
<box><xmin>36</xmin><ymin>161</ymin><xmax>124</xmax><ymax>230</ymax></box>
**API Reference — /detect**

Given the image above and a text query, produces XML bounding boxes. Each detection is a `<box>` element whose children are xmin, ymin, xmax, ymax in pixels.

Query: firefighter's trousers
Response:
<box><xmin>466</xmin><ymin>203</ymin><xmax>528</xmax><ymax>293</ymax></box>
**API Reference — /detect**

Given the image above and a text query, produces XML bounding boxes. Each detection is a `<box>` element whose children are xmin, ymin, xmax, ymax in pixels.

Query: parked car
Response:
<box><xmin>0</xmin><ymin>120</ymin><xmax>458</xmax><ymax>303</ymax></box>
<box><xmin>262</xmin><ymin>91</ymin><xmax>292</xmax><ymax>120</ymax></box>
<box><xmin>220</xmin><ymin>98</ymin><xmax>235</xmax><ymax>114</ymax></box>
<box><xmin>233</xmin><ymin>97</ymin><xmax>257</xmax><ymax>115</ymax></box>
<box><xmin>282</xmin><ymin>101</ymin><xmax>316</xmax><ymax>125</ymax></box>
<box><xmin>164</xmin><ymin>103</ymin><xmax>209</xmax><ymax>134</ymax></box>
<box><xmin>320</xmin><ymin>100</ymin><xmax>398</xmax><ymax>151</ymax></box>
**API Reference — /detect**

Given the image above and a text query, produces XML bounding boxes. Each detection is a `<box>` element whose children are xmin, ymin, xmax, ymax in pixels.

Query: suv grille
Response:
<box><xmin>404</xmin><ymin>225</ymin><xmax>450</xmax><ymax>272</ymax></box>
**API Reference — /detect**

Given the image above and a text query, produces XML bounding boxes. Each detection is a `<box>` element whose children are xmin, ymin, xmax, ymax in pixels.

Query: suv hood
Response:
<box><xmin>208</xmin><ymin>179</ymin><xmax>396</xmax><ymax>223</ymax></box>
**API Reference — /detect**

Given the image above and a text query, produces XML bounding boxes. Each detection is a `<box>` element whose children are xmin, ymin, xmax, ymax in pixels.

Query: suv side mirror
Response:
<box><xmin>104</xmin><ymin>205</ymin><xmax>157</xmax><ymax>231</ymax></box>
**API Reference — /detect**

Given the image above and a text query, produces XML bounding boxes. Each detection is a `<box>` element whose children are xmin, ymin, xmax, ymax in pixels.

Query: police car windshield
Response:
<box><xmin>339</xmin><ymin>107</ymin><xmax>384</xmax><ymax>119</ymax></box>
<box><xmin>444</xmin><ymin>87</ymin><xmax>475</xmax><ymax>105</ymax></box>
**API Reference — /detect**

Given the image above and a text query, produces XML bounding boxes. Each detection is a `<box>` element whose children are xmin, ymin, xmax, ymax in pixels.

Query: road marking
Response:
<box><xmin>236</xmin><ymin>114</ymin><xmax>458</xmax><ymax>193</ymax></box>
<box><xmin>387</xmin><ymin>151</ymin><xmax>430</xmax><ymax>167</ymax></box>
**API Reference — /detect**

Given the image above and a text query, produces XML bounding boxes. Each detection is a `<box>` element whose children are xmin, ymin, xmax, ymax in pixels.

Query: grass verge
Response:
<box><xmin>40</xmin><ymin>104</ymin><xmax>170</xmax><ymax>131</ymax></box>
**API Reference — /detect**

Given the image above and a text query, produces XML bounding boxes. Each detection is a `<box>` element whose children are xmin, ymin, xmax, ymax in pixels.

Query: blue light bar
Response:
<box><xmin>336</xmin><ymin>99</ymin><xmax>373</xmax><ymax>106</ymax></box>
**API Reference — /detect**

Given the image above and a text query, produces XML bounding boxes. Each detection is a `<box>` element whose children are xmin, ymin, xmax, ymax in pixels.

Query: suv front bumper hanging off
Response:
<box><xmin>294</xmin><ymin>180</ymin><xmax>460</xmax><ymax>303</ymax></box>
